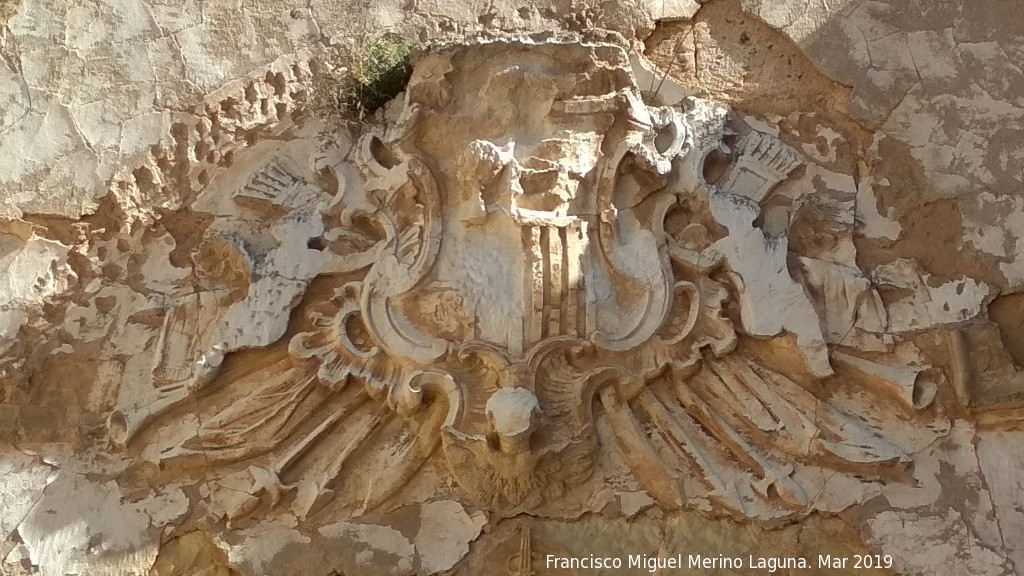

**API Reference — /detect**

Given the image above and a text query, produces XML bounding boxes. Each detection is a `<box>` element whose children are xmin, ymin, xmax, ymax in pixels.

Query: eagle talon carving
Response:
<box><xmin>112</xmin><ymin>38</ymin><xmax>942</xmax><ymax>525</ymax></box>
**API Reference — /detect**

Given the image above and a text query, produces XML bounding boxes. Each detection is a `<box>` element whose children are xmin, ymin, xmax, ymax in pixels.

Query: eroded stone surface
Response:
<box><xmin>2</xmin><ymin>2</ymin><xmax>1024</xmax><ymax>575</ymax></box>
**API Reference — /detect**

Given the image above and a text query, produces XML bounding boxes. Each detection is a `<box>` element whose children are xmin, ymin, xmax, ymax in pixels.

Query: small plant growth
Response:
<box><xmin>311</xmin><ymin>32</ymin><xmax>415</xmax><ymax>129</ymax></box>
<box><xmin>348</xmin><ymin>33</ymin><xmax>415</xmax><ymax>116</ymax></box>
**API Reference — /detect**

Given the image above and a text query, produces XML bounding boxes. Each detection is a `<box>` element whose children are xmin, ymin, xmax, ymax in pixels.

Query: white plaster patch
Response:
<box><xmin>319</xmin><ymin>521</ymin><xmax>415</xmax><ymax>573</ymax></box>
<box><xmin>855</xmin><ymin>174</ymin><xmax>902</xmax><ymax>241</ymax></box>
<box><xmin>17</xmin><ymin>473</ymin><xmax>188</xmax><ymax>576</ymax></box>
<box><xmin>977</xmin><ymin>429</ymin><xmax>1024</xmax><ymax>574</ymax></box>
<box><xmin>906</xmin><ymin>29</ymin><xmax>961</xmax><ymax>81</ymax></box>
<box><xmin>738</xmin><ymin>113</ymin><xmax>781</xmax><ymax>137</ymax></box>
<box><xmin>0</xmin><ymin>449</ymin><xmax>54</xmax><ymax>542</ymax></box>
<box><xmin>740</xmin><ymin>0</ymin><xmax>856</xmax><ymax>43</ymax></box>
<box><xmin>139</xmin><ymin>234</ymin><xmax>190</xmax><ymax>293</ymax></box>
<box><xmin>227</xmin><ymin>524</ymin><xmax>310</xmax><ymax>576</ymax></box>
<box><xmin>881</xmin><ymin>420</ymin><xmax>968</xmax><ymax>510</ymax></box>
<box><xmin>413</xmin><ymin>500</ymin><xmax>487</xmax><ymax>574</ymax></box>
<box><xmin>640</xmin><ymin>0</ymin><xmax>701</xmax><ymax>20</ymax></box>
<box><xmin>617</xmin><ymin>491</ymin><xmax>655</xmax><ymax>518</ymax></box>
<box><xmin>867</xmin><ymin>509</ymin><xmax>1007</xmax><ymax>576</ymax></box>
<box><xmin>708</xmin><ymin>192</ymin><xmax>831</xmax><ymax>376</ymax></box>
<box><xmin>883</xmin><ymin>85</ymin><xmax>1024</xmax><ymax>202</ymax></box>
<box><xmin>0</xmin><ymin>229</ymin><xmax>73</xmax><ymax>316</ymax></box>
<box><xmin>872</xmin><ymin>259</ymin><xmax>989</xmax><ymax>332</ymax></box>
<box><xmin>0</xmin><ymin>103</ymin><xmax>84</xmax><ymax>193</ymax></box>
<box><xmin>960</xmin><ymin>193</ymin><xmax>1024</xmax><ymax>287</ymax></box>
<box><xmin>962</xmin><ymin>192</ymin><xmax>1016</xmax><ymax>258</ymax></box>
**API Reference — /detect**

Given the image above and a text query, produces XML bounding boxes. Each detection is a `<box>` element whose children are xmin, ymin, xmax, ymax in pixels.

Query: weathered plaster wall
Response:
<box><xmin>3</xmin><ymin>0</ymin><xmax>1024</xmax><ymax>575</ymax></box>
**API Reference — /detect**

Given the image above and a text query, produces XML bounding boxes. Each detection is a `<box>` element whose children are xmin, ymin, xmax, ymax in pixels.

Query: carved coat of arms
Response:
<box><xmin>110</xmin><ymin>39</ymin><xmax>940</xmax><ymax>526</ymax></box>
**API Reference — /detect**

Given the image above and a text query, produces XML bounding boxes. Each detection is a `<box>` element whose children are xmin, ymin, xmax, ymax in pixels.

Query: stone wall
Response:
<box><xmin>2</xmin><ymin>1</ymin><xmax>1024</xmax><ymax>575</ymax></box>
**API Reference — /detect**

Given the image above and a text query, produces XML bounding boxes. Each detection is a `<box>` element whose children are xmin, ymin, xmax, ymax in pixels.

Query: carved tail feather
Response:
<box><xmin>599</xmin><ymin>385</ymin><xmax>685</xmax><ymax>510</ymax></box>
<box><xmin>168</xmin><ymin>279</ymin><xmax>456</xmax><ymax>523</ymax></box>
<box><xmin>361</xmin><ymin>396</ymin><xmax>447</xmax><ymax>512</ymax></box>
<box><xmin>292</xmin><ymin>373</ymin><xmax>461</xmax><ymax>518</ymax></box>
<box><xmin>718</xmin><ymin>356</ymin><xmax>908</xmax><ymax>465</ymax></box>
<box><xmin>530</xmin><ymin>351</ymin><xmax>605</xmax><ymax>500</ymax></box>
<box><xmin>671</xmin><ymin>378</ymin><xmax>808</xmax><ymax>508</ymax></box>
<box><xmin>602</xmin><ymin>353</ymin><xmax>911</xmax><ymax>519</ymax></box>
<box><xmin>162</xmin><ymin>365</ymin><xmax>324</xmax><ymax>462</ymax></box>
<box><xmin>200</xmin><ymin>380</ymin><xmax>448</xmax><ymax>524</ymax></box>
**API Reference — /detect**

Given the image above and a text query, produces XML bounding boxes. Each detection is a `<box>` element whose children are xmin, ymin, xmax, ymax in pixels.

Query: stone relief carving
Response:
<box><xmin>3</xmin><ymin>0</ymin><xmax>1024</xmax><ymax>566</ymax></box>
<box><xmin>103</xmin><ymin>39</ymin><xmax>949</xmax><ymax>533</ymax></box>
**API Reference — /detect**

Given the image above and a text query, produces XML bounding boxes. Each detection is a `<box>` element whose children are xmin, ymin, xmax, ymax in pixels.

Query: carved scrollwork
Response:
<box><xmin>288</xmin><ymin>282</ymin><xmax>395</xmax><ymax>393</ymax></box>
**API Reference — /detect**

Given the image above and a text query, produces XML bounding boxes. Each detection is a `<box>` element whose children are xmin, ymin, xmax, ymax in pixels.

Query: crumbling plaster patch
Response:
<box><xmin>16</xmin><ymin>472</ymin><xmax>188</xmax><ymax>576</ymax></box>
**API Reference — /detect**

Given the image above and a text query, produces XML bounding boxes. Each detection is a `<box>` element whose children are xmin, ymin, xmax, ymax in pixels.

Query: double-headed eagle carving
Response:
<box><xmin>110</xmin><ymin>39</ymin><xmax>937</xmax><ymax>527</ymax></box>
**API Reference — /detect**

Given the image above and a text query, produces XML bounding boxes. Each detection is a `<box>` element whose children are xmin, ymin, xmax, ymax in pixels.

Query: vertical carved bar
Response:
<box><xmin>547</xmin><ymin>225</ymin><xmax>563</xmax><ymax>337</ymax></box>
<box><xmin>564</xmin><ymin>221</ymin><xmax>585</xmax><ymax>338</ymax></box>
<box><xmin>558</xmin><ymin>226</ymin><xmax>571</xmax><ymax>336</ymax></box>
<box><xmin>522</xmin><ymin>226</ymin><xmax>546</xmax><ymax>349</ymax></box>
<box><xmin>539</xmin><ymin>226</ymin><xmax>552</xmax><ymax>339</ymax></box>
